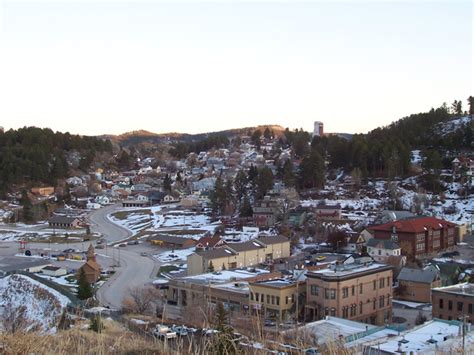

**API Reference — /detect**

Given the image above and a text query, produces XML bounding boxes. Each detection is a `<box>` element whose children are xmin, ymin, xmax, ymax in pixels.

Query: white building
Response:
<box><xmin>366</xmin><ymin>238</ymin><xmax>401</xmax><ymax>262</ymax></box>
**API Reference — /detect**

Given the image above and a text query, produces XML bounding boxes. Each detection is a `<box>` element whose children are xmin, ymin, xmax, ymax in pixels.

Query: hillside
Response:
<box><xmin>0</xmin><ymin>274</ymin><xmax>71</xmax><ymax>333</ymax></box>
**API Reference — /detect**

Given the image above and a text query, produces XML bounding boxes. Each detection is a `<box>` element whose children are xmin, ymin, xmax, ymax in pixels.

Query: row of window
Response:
<box><xmin>310</xmin><ymin>277</ymin><xmax>391</xmax><ymax>299</ymax></box>
<box><xmin>439</xmin><ymin>299</ymin><xmax>474</xmax><ymax>313</ymax></box>
<box><xmin>340</xmin><ymin>295</ymin><xmax>391</xmax><ymax>319</ymax></box>
<box><xmin>250</xmin><ymin>292</ymin><xmax>295</xmax><ymax>306</ymax></box>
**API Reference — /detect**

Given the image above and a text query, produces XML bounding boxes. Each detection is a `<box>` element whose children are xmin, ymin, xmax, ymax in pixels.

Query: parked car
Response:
<box><xmin>140</xmin><ymin>252</ymin><xmax>148</xmax><ymax>257</ymax></box>
<box><xmin>127</xmin><ymin>240</ymin><xmax>139</xmax><ymax>245</ymax></box>
<box><xmin>95</xmin><ymin>244</ymin><xmax>105</xmax><ymax>249</ymax></box>
<box><xmin>118</xmin><ymin>243</ymin><xmax>127</xmax><ymax>247</ymax></box>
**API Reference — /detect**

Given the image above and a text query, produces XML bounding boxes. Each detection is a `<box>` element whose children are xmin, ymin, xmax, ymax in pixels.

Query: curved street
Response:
<box><xmin>89</xmin><ymin>204</ymin><xmax>161</xmax><ymax>309</ymax></box>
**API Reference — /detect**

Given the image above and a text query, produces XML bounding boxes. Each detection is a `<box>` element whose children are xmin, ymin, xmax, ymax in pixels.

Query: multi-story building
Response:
<box><xmin>249</xmin><ymin>278</ymin><xmax>305</xmax><ymax>322</ymax></box>
<box><xmin>253</xmin><ymin>197</ymin><xmax>280</xmax><ymax>228</ymax></box>
<box><xmin>432</xmin><ymin>283</ymin><xmax>474</xmax><ymax>322</ymax></box>
<box><xmin>187</xmin><ymin>235</ymin><xmax>290</xmax><ymax>276</ymax></box>
<box><xmin>369</xmin><ymin>217</ymin><xmax>456</xmax><ymax>260</ymax></box>
<box><xmin>305</xmin><ymin>261</ymin><xmax>393</xmax><ymax>325</ymax></box>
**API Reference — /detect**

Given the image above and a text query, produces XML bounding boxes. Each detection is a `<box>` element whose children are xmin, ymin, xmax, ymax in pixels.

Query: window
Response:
<box><xmin>256</xmin><ymin>293</ymin><xmax>259</xmax><ymax>302</ymax></box>
<box><xmin>373</xmin><ymin>299</ymin><xmax>376</xmax><ymax>310</ymax></box>
<box><xmin>276</xmin><ymin>297</ymin><xmax>280</xmax><ymax>306</ymax></box>
<box><xmin>387</xmin><ymin>277</ymin><xmax>390</xmax><ymax>287</ymax></box>
<box><xmin>330</xmin><ymin>289</ymin><xmax>336</xmax><ymax>299</ymax></box>
<box><xmin>359</xmin><ymin>302</ymin><xmax>363</xmax><ymax>314</ymax></box>
<box><xmin>379</xmin><ymin>296</ymin><xmax>385</xmax><ymax>308</ymax></box>
<box><xmin>325</xmin><ymin>288</ymin><xmax>330</xmax><ymax>299</ymax></box>
<box><xmin>286</xmin><ymin>296</ymin><xmax>289</xmax><ymax>305</ymax></box>
<box><xmin>469</xmin><ymin>304</ymin><xmax>473</xmax><ymax>314</ymax></box>
<box><xmin>448</xmin><ymin>300</ymin><xmax>453</xmax><ymax>311</ymax></box>
<box><xmin>373</xmin><ymin>280</ymin><xmax>377</xmax><ymax>290</ymax></box>
<box><xmin>380</xmin><ymin>278</ymin><xmax>385</xmax><ymax>289</ymax></box>
<box><xmin>352</xmin><ymin>286</ymin><xmax>355</xmax><ymax>296</ymax></box>
<box><xmin>330</xmin><ymin>308</ymin><xmax>336</xmax><ymax>316</ymax></box>
<box><xmin>311</xmin><ymin>285</ymin><xmax>319</xmax><ymax>296</ymax></box>
<box><xmin>343</xmin><ymin>287</ymin><xmax>349</xmax><ymax>298</ymax></box>
<box><xmin>360</xmin><ymin>284</ymin><xmax>363</xmax><ymax>294</ymax></box>
<box><xmin>267</xmin><ymin>295</ymin><xmax>270</xmax><ymax>304</ymax></box>
<box><xmin>342</xmin><ymin>307</ymin><xmax>348</xmax><ymax>318</ymax></box>
<box><xmin>325</xmin><ymin>308</ymin><xmax>329</xmax><ymax>316</ymax></box>
<box><xmin>439</xmin><ymin>299</ymin><xmax>444</xmax><ymax>309</ymax></box>
<box><xmin>271</xmin><ymin>295</ymin><xmax>275</xmax><ymax>305</ymax></box>
<box><xmin>387</xmin><ymin>294</ymin><xmax>391</xmax><ymax>305</ymax></box>
<box><xmin>457</xmin><ymin>302</ymin><xmax>463</xmax><ymax>312</ymax></box>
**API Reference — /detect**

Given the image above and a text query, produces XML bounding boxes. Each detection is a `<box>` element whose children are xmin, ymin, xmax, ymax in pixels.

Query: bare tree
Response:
<box><xmin>122</xmin><ymin>286</ymin><xmax>159</xmax><ymax>315</ymax></box>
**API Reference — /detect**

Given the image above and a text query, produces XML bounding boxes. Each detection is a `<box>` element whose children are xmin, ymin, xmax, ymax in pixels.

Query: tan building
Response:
<box><xmin>432</xmin><ymin>283</ymin><xmax>474</xmax><ymax>322</ymax></box>
<box><xmin>305</xmin><ymin>261</ymin><xmax>393</xmax><ymax>325</ymax></box>
<box><xmin>166</xmin><ymin>269</ymin><xmax>282</xmax><ymax>318</ymax></box>
<box><xmin>187</xmin><ymin>235</ymin><xmax>290</xmax><ymax>276</ymax></box>
<box><xmin>249</xmin><ymin>278</ymin><xmax>305</xmax><ymax>322</ymax></box>
<box><xmin>397</xmin><ymin>266</ymin><xmax>441</xmax><ymax>303</ymax></box>
<box><xmin>31</xmin><ymin>186</ymin><xmax>55</xmax><ymax>196</ymax></box>
<box><xmin>77</xmin><ymin>244</ymin><xmax>101</xmax><ymax>284</ymax></box>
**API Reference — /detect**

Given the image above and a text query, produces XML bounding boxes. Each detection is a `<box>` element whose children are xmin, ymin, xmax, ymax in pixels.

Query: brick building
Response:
<box><xmin>305</xmin><ymin>261</ymin><xmax>393</xmax><ymax>326</ymax></box>
<box><xmin>369</xmin><ymin>217</ymin><xmax>456</xmax><ymax>260</ymax></box>
<box><xmin>432</xmin><ymin>283</ymin><xmax>474</xmax><ymax>322</ymax></box>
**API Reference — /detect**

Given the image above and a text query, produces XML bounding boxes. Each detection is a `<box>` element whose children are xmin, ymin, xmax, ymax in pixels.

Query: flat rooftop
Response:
<box><xmin>178</xmin><ymin>268</ymin><xmax>270</xmax><ymax>285</ymax></box>
<box><xmin>433</xmin><ymin>282</ymin><xmax>474</xmax><ymax>296</ymax></box>
<box><xmin>307</xmin><ymin>262</ymin><xmax>391</xmax><ymax>278</ymax></box>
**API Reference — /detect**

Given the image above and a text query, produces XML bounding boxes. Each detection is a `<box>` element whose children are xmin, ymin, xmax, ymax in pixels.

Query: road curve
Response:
<box><xmin>89</xmin><ymin>204</ymin><xmax>159</xmax><ymax>309</ymax></box>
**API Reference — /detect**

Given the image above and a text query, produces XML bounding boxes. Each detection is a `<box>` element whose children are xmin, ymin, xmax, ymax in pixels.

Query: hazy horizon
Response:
<box><xmin>0</xmin><ymin>1</ymin><xmax>472</xmax><ymax>136</ymax></box>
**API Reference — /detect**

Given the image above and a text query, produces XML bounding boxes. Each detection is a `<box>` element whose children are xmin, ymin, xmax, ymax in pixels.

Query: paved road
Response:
<box><xmin>89</xmin><ymin>204</ymin><xmax>161</xmax><ymax>309</ymax></box>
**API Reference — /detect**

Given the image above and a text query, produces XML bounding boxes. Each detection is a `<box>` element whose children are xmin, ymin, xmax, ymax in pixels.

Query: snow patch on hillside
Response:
<box><xmin>436</xmin><ymin>116</ymin><xmax>472</xmax><ymax>136</ymax></box>
<box><xmin>0</xmin><ymin>274</ymin><xmax>71</xmax><ymax>333</ymax></box>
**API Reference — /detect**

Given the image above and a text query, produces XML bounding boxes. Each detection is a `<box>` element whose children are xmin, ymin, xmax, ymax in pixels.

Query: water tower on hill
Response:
<box><xmin>313</xmin><ymin>121</ymin><xmax>324</xmax><ymax>137</ymax></box>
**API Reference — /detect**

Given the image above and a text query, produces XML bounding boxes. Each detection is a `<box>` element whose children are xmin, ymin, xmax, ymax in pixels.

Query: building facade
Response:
<box><xmin>187</xmin><ymin>236</ymin><xmax>290</xmax><ymax>276</ymax></box>
<box><xmin>305</xmin><ymin>262</ymin><xmax>393</xmax><ymax>325</ymax></box>
<box><xmin>369</xmin><ymin>217</ymin><xmax>456</xmax><ymax>260</ymax></box>
<box><xmin>432</xmin><ymin>283</ymin><xmax>474</xmax><ymax>322</ymax></box>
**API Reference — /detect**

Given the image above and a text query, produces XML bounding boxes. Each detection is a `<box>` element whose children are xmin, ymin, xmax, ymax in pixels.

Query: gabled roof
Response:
<box><xmin>196</xmin><ymin>234</ymin><xmax>223</xmax><ymax>248</ymax></box>
<box><xmin>48</xmin><ymin>215</ymin><xmax>79</xmax><ymax>224</ymax></box>
<box><xmin>257</xmin><ymin>235</ymin><xmax>289</xmax><ymax>245</ymax></box>
<box><xmin>370</xmin><ymin>217</ymin><xmax>456</xmax><ymax>234</ymax></box>
<box><xmin>367</xmin><ymin>238</ymin><xmax>400</xmax><ymax>250</ymax></box>
<box><xmin>398</xmin><ymin>267</ymin><xmax>439</xmax><ymax>284</ymax></box>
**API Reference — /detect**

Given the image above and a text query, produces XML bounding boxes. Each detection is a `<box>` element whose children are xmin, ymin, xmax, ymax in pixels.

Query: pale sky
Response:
<box><xmin>0</xmin><ymin>1</ymin><xmax>472</xmax><ymax>136</ymax></box>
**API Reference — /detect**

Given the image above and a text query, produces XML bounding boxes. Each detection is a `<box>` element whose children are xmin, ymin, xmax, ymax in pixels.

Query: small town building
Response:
<box><xmin>77</xmin><ymin>244</ymin><xmax>101</xmax><ymax>284</ymax></box>
<box><xmin>48</xmin><ymin>216</ymin><xmax>81</xmax><ymax>229</ymax></box>
<box><xmin>42</xmin><ymin>265</ymin><xmax>67</xmax><ymax>277</ymax></box>
<box><xmin>366</xmin><ymin>238</ymin><xmax>401</xmax><ymax>263</ymax></box>
<box><xmin>305</xmin><ymin>261</ymin><xmax>393</xmax><ymax>326</ymax></box>
<box><xmin>122</xmin><ymin>199</ymin><xmax>149</xmax><ymax>208</ymax></box>
<box><xmin>397</xmin><ymin>266</ymin><xmax>441</xmax><ymax>303</ymax></box>
<box><xmin>314</xmin><ymin>203</ymin><xmax>342</xmax><ymax>221</ymax></box>
<box><xmin>432</xmin><ymin>283</ymin><xmax>474</xmax><ymax>322</ymax></box>
<box><xmin>195</xmin><ymin>234</ymin><xmax>225</xmax><ymax>251</ymax></box>
<box><xmin>369</xmin><ymin>216</ymin><xmax>456</xmax><ymax>260</ymax></box>
<box><xmin>31</xmin><ymin>186</ymin><xmax>55</xmax><ymax>196</ymax></box>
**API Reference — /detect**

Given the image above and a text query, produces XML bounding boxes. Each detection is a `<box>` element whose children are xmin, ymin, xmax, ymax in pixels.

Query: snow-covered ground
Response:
<box><xmin>437</xmin><ymin>115</ymin><xmax>472</xmax><ymax>136</ymax></box>
<box><xmin>0</xmin><ymin>274</ymin><xmax>71</xmax><ymax>333</ymax></box>
<box><xmin>153</xmin><ymin>247</ymin><xmax>195</xmax><ymax>263</ymax></box>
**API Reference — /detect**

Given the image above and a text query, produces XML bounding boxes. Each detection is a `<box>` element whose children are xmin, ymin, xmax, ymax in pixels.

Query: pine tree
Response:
<box><xmin>163</xmin><ymin>174</ymin><xmax>172</xmax><ymax>193</ymax></box>
<box><xmin>20</xmin><ymin>189</ymin><xmax>33</xmax><ymax>222</ymax></box>
<box><xmin>256</xmin><ymin>166</ymin><xmax>274</xmax><ymax>199</ymax></box>
<box><xmin>212</xmin><ymin>302</ymin><xmax>236</xmax><ymax>354</ymax></box>
<box><xmin>77</xmin><ymin>268</ymin><xmax>93</xmax><ymax>300</ymax></box>
<box><xmin>208</xmin><ymin>260</ymin><xmax>215</xmax><ymax>273</ymax></box>
<box><xmin>239</xmin><ymin>194</ymin><xmax>253</xmax><ymax>217</ymax></box>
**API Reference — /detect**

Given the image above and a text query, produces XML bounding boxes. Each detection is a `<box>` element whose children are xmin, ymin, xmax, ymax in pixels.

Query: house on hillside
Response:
<box><xmin>195</xmin><ymin>234</ymin><xmax>225</xmax><ymax>251</ymax></box>
<box><xmin>314</xmin><ymin>203</ymin><xmax>342</xmax><ymax>221</ymax></box>
<box><xmin>149</xmin><ymin>235</ymin><xmax>196</xmax><ymax>249</ymax></box>
<box><xmin>341</xmin><ymin>233</ymin><xmax>366</xmax><ymax>253</ymax></box>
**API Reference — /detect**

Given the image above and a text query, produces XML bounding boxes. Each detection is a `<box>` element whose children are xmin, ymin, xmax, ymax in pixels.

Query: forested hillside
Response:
<box><xmin>0</xmin><ymin>127</ymin><xmax>112</xmax><ymax>195</ymax></box>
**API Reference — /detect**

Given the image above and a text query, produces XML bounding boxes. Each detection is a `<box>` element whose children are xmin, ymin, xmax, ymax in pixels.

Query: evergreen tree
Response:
<box><xmin>251</xmin><ymin>129</ymin><xmax>262</xmax><ymax>148</ymax></box>
<box><xmin>234</xmin><ymin>170</ymin><xmax>248</xmax><ymax>204</ymax></box>
<box><xmin>298</xmin><ymin>150</ymin><xmax>325</xmax><ymax>189</ymax></box>
<box><xmin>263</xmin><ymin>127</ymin><xmax>272</xmax><ymax>139</ymax></box>
<box><xmin>282</xmin><ymin>159</ymin><xmax>295</xmax><ymax>187</ymax></box>
<box><xmin>208</xmin><ymin>260</ymin><xmax>215</xmax><ymax>272</ymax></box>
<box><xmin>209</xmin><ymin>176</ymin><xmax>227</xmax><ymax>215</ymax></box>
<box><xmin>77</xmin><ymin>268</ymin><xmax>93</xmax><ymax>300</ymax></box>
<box><xmin>212</xmin><ymin>302</ymin><xmax>236</xmax><ymax>354</ymax></box>
<box><xmin>20</xmin><ymin>189</ymin><xmax>33</xmax><ymax>222</ymax></box>
<box><xmin>256</xmin><ymin>167</ymin><xmax>274</xmax><ymax>199</ymax></box>
<box><xmin>163</xmin><ymin>174</ymin><xmax>172</xmax><ymax>193</ymax></box>
<box><xmin>239</xmin><ymin>194</ymin><xmax>253</xmax><ymax>217</ymax></box>
<box><xmin>468</xmin><ymin>96</ymin><xmax>474</xmax><ymax>117</ymax></box>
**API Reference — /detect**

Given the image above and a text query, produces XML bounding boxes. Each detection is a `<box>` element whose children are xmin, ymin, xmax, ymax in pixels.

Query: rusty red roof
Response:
<box><xmin>370</xmin><ymin>217</ymin><xmax>456</xmax><ymax>234</ymax></box>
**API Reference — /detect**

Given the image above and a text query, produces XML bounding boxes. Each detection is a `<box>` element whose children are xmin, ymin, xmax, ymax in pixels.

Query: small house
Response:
<box><xmin>42</xmin><ymin>265</ymin><xmax>67</xmax><ymax>277</ymax></box>
<box><xmin>48</xmin><ymin>216</ymin><xmax>81</xmax><ymax>229</ymax></box>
